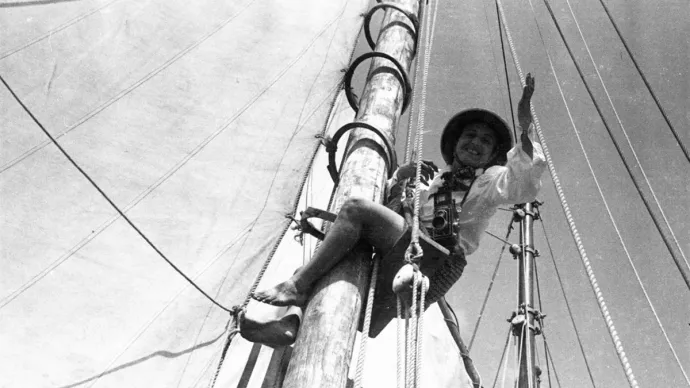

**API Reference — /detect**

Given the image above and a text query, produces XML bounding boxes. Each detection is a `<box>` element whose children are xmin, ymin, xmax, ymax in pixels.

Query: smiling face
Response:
<box><xmin>452</xmin><ymin>122</ymin><xmax>498</xmax><ymax>168</ymax></box>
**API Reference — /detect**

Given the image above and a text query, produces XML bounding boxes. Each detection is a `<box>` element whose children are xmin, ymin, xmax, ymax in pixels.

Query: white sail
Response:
<box><xmin>2</xmin><ymin>0</ymin><xmax>689</xmax><ymax>387</ymax></box>
<box><xmin>1</xmin><ymin>0</ymin><xmax>470</xmax><ymax>386</ymax></box>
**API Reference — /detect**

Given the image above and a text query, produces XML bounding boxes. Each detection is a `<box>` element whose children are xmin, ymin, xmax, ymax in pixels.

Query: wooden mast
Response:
<box><xmin>282</xmin><ymin>1</ymin><xmax>421</xmax><ymax>387</ymax></box>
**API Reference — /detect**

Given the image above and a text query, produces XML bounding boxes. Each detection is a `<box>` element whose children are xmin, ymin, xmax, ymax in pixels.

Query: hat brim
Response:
<box><xmin>440</xmin><ymin>109</ymin><xmax>514</xmax><ymax>166</ymax></box>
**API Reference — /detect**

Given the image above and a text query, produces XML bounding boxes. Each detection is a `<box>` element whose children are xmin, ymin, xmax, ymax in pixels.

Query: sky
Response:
<box><xmin>401</xmin><ymin>0</ymin><xmax>690</xmax><ymax>386</ymax></box>
<box><xmin>1</xmin><ymin>0</ymin><xmax>688</xmax><ymax>387</ymax></box>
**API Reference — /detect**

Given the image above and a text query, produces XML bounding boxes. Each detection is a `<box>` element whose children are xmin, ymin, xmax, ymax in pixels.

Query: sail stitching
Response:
<box><xmin>0</xmin><ymin>0</ymin><xmax>260</xmax><ymax>175</ymax></box>
<box><xmin>0</xmin><ymin>2</ymin><xmax>344</xmax><ymax>309</ymax></box>
<box><xmin>0</xmin><ymin>0</ymin><xmax>122</xmax><ymax>59</ymax></box>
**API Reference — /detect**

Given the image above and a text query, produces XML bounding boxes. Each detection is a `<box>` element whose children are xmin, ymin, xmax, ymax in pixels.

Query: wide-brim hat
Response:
<box><xmin>440</xmin><ymin>108</ymin><xmax>514</xmax><ymax>167</ymax></box>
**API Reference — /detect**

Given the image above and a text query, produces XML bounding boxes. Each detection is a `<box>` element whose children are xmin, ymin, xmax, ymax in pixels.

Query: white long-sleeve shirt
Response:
<box><xmin>390</xmin><ymin>140</ymin><xmax>547</xmax><ymax>256</ymax></box>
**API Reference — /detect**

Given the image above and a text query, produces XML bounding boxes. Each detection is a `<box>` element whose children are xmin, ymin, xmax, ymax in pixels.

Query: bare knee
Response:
<box><xmin>339</xmin><ymin>197</ymin><xmax>371</xmax><ymax>221</ymax></box>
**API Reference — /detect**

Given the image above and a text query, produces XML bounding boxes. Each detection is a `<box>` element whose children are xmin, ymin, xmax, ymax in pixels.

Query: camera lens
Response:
<box><xmin>432</xmin><ymin>210</ymin><xmax>448</xmax><ymax>230</ymax></box>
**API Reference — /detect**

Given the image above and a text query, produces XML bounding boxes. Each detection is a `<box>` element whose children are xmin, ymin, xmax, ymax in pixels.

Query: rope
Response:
<box><xmin>469</xmin><ymin>220</ymin><xmax>514</xmax><ymax>350</ymax></box>
<box><xmin>208</xmin><ymin>14</ymin><xmax>363</xmax><ymax>381</ymax></box>
<box><xmin>513</xmin><ymin>323</ymin><xmax>526</xmax><ymax>388</ymax></box>
<box><xmin>555</xmin><ymin>1</ymin><xmax>690</xmax><ymax>377</ymax></box>
<box><xmin>415</xmin><ymin>275</ymin><xmax>429</xmax><ymax>388</ymax></box>
<box><xmin>542</xmin><ymin>334</ymin><xmax>564</xmax><ymax>388</ymax></box>
<box><xmin>0</xmin><ymin>0</ymin><xmax>260</xmax><ymax>174</ymax></box>
<box><xmin>207</xmin><ymin>325</ymin><xmax>240</xmax><ymax>388</ymax></box>
<box><xmin>494</xmin><ymin>1</ymin><xmax>639</xmax><ymax>386</ymax></box>
<box><xmin>594</xmin><ymin>0</ymin><xmax>689</xmax><ymax>163</ymax></box>
<box><xmin>397</xmin><ymin>297</ymin><xmax>406</xmax><ymax>388</ymax></box>
<box><xmin>562</xmin><ymin>0</ymin><xmax>689</xmax><ymax>266</ymax></box>
<box><xmin>0</xmin><ymin>74</ymin><xmax>234</xmax><ymax>313</ymax></box>
<box><xmin>494</xmin><ymin>0</ymin><xmax>518</xmax><ymax>140</ymax></box>
<box><xmin>538</xmin><ymin>0</ymin><xmax>690</xmax><ymax>292</ymax></box>
<box><xmin>407</xmin><ymin>272</ymin><xmax>419</xmax><ymax>388</ymax></box>
<box><xmin>490</xmin><ymin>328</ymin><xmax>512</xmax><ymax>388</ymax></box>
<box><xmin>538</xmin><ymin>216</ymin><xmax>597</xmax><ymax>387</ymax></box>
<box><xmin>402</xmin><ymin>0</ymin><xmax>426</xmax><ymax>164</ymax></box>
<box><xmin>354</xmin><ymin>256</ymin><xmax>380</xmax><ymax>388</ymax></box>
<box><xmin>531</xmin><ymin>244</ymin><xmax>552</xmax><ymax>388</ymax></box>
<box><xmin>484</xmin><ymin>230</ymin><xmax>515</xmax><ymax>247</ymax></box>
<box><xmin>407</xmin><ymin>0</ymin><xmax>440</xmax><ymax>263</ymax></box>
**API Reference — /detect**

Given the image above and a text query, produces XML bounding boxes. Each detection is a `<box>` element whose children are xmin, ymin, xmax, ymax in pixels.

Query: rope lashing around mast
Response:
<box><xmin>493</xmin><ymin>1</ymin><xmax>639</xmax><ymax>386</ymax></box>
<box><xmin>530</xmin><ymin>0</ymin><xmax>690</xmax><ymax>382</ymax></box>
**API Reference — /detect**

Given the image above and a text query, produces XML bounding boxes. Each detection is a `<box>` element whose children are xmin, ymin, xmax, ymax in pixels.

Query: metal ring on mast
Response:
<box><xmin>364</xmin><ymin>2</ymin><xmax>420</xmax><ymax>52</ymax></box>
<box><xmin>344</xmin><ymin>51</ymin><xmax>413</xmax><ymax>114</ymax></box>
<box><xmin>324</xmin><ymin>121</ymin><xmax>398</xmax><ymax>184</ymax></box>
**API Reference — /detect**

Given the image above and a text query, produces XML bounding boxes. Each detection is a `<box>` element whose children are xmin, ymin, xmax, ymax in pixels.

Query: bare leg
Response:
<box><xmin>239</xmin><ymin>305</ymin><xmax>303</xmax><ymax>348</ymax></box>
<box><xmin>252</xmin><ymin>197</ymin><xmax>407</xmax><ymax>306</ymax></box>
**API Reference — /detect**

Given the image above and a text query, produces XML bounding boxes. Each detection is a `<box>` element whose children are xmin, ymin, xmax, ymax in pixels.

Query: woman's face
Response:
<box><xmin>453</xmin><ymin>122</ymin><xmax>498</xmax><ymax>168</ymax></box>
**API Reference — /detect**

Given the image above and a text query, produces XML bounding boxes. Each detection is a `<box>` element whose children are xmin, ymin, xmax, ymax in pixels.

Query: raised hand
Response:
<box><xmin>518</xmin><ymin>73</ymin><xmax>535</xmax><ymax>132</ymax></box>
<box><xmin>396</xmin><ymin>159</ymin><xmax>439</xmax><ymax>186</ymax></box>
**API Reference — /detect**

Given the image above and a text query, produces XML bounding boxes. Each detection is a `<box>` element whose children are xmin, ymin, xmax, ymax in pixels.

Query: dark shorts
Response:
<box><xmin>365</xmin><ymin>220</ymin><xmax>467</xmax><ymax>337</ymax></box>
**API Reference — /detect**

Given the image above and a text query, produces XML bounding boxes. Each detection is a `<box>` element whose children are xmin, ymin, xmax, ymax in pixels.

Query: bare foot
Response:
<box><xmin>252</xmin><ymin>279</ymin><xmax>309</xmax><ymax>307</ymax></box>
<box><xmin>239</xmin><ymin>311</ymin><xmax>300</xmax><ymax>348</ymax></box>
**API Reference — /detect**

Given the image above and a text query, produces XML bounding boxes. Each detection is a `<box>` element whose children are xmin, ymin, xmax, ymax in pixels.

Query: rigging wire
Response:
<box><xmin>594</xmin><ymin>0</ymin><xmax>689</xmax><ymax>163</ymax></box>
<box><xmin>537</xmin><ymin>0</ymin><xmax>690</xmax><ymax>291</ymax></box>
<box><xmin>468</xmin><ymin>220</ymin><xmax>514</xmax><ymax>350</ymax></box>
<box><xmin>0</xmin><ymin>0</ymin><xmax>261</xmax><ymax>175</ymax></box>
<box><xmin>0</xmin><ymin>74</ymin><xmax>234</xmax><ymax>313</ymax></box>
<box><xmin>560</xmin><ymin>0</ymin><xmax>690</xmax><ymax>291</ymax></box>
<box><xmin>538</xmin><ymin>215</ymin><xmax>598</xmax><ymax>387</ymax></box>
<box><xmin>512</xmin><ymin>325</ymin><xmax>526</xmax><ymax>388</ymax></box>
<box><xmin>491</xmin><ymin>328</ymin><xmax>513</xmax><ymax>388</ymax></box>
<box><xmin>542</xmin><ymin>333</ymin><xmax>564</xmax><ymax>388</ymax></box>
<box><xmin>481</xmin><ymin>0</ymin><xmax>511</xmax><ymax>123</ymax></box>
<box><xmin>530</xmin><ymin>0</ymin><xmax>690</xmax><ymax>383</ymax></box>
<box><xmin>493</xmin><ymin>1</ymin><xmax>638</xmax><ymax>386</ymax></box>
<box><xmin>531</xmin><ymin>248</ymin><xmax>553</xmax><ymax>388</ymax></box>
<box><xmin>494</xmin><ymin>0</ymin><xmax>518</xmax><ymax>140</ymax></box>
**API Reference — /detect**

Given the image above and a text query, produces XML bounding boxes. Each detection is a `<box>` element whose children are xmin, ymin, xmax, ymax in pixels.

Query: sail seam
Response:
<box><xmin>0</xmin><ymin>0</ymin><xmax>122</xmax><ymax>59</ymax></box>
<box><xmin>0</xmin><ymin>1</ymin><xmax>343</xmax><ymax>309</ymax></box>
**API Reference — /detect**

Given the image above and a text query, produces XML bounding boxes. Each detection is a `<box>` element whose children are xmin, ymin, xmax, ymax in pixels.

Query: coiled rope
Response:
<box><xmin>494</xmin><ymin>0</ymin><xmax>639</xmax><ymax>386</ymax></box>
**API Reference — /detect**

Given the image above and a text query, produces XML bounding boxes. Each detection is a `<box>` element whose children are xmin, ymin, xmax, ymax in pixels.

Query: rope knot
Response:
<box><xmin>404</xmin><ymin>241</ymin><xmax>424</xmax><ymax>264</ymax></box>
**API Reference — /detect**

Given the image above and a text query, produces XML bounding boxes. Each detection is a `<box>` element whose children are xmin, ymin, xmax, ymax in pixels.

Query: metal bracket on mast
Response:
<box><xmin>287</xmin><ymin>207</ymin><xmax>338</xmax><ymax>243</ymax></box>
<box><xmin>322</xmin><ymin>121</ymin><xmax>398</xmax><ymax>184</ymax></box>
<box><xmin>364</xmin><ymin>3</ymin><xmax>420</xmax><ymax>52</ymax></box>
<box><xmin>344</xmin><ymin>51</ymin><xmax>412</xmax><ymax>114</ymax></box>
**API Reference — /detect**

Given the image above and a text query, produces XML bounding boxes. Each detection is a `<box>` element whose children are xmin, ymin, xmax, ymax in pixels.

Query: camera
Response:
<box><xmin>429</xmin><ymin>189</ymin><xmax>459</xmax><ymax>250</ymax></box>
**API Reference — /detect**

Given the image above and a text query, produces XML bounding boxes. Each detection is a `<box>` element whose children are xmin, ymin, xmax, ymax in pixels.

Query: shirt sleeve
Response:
<box><xmin>473</xmin><ymin>139</ymin><xmax>548</xmax><ymax>206</ymax></box>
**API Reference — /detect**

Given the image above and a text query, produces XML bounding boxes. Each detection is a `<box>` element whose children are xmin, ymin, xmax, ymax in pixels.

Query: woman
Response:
<box><xmin>241</xmin><ymin>74</ymin><xmax>546</xmax><ymax>347</ymax></box>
